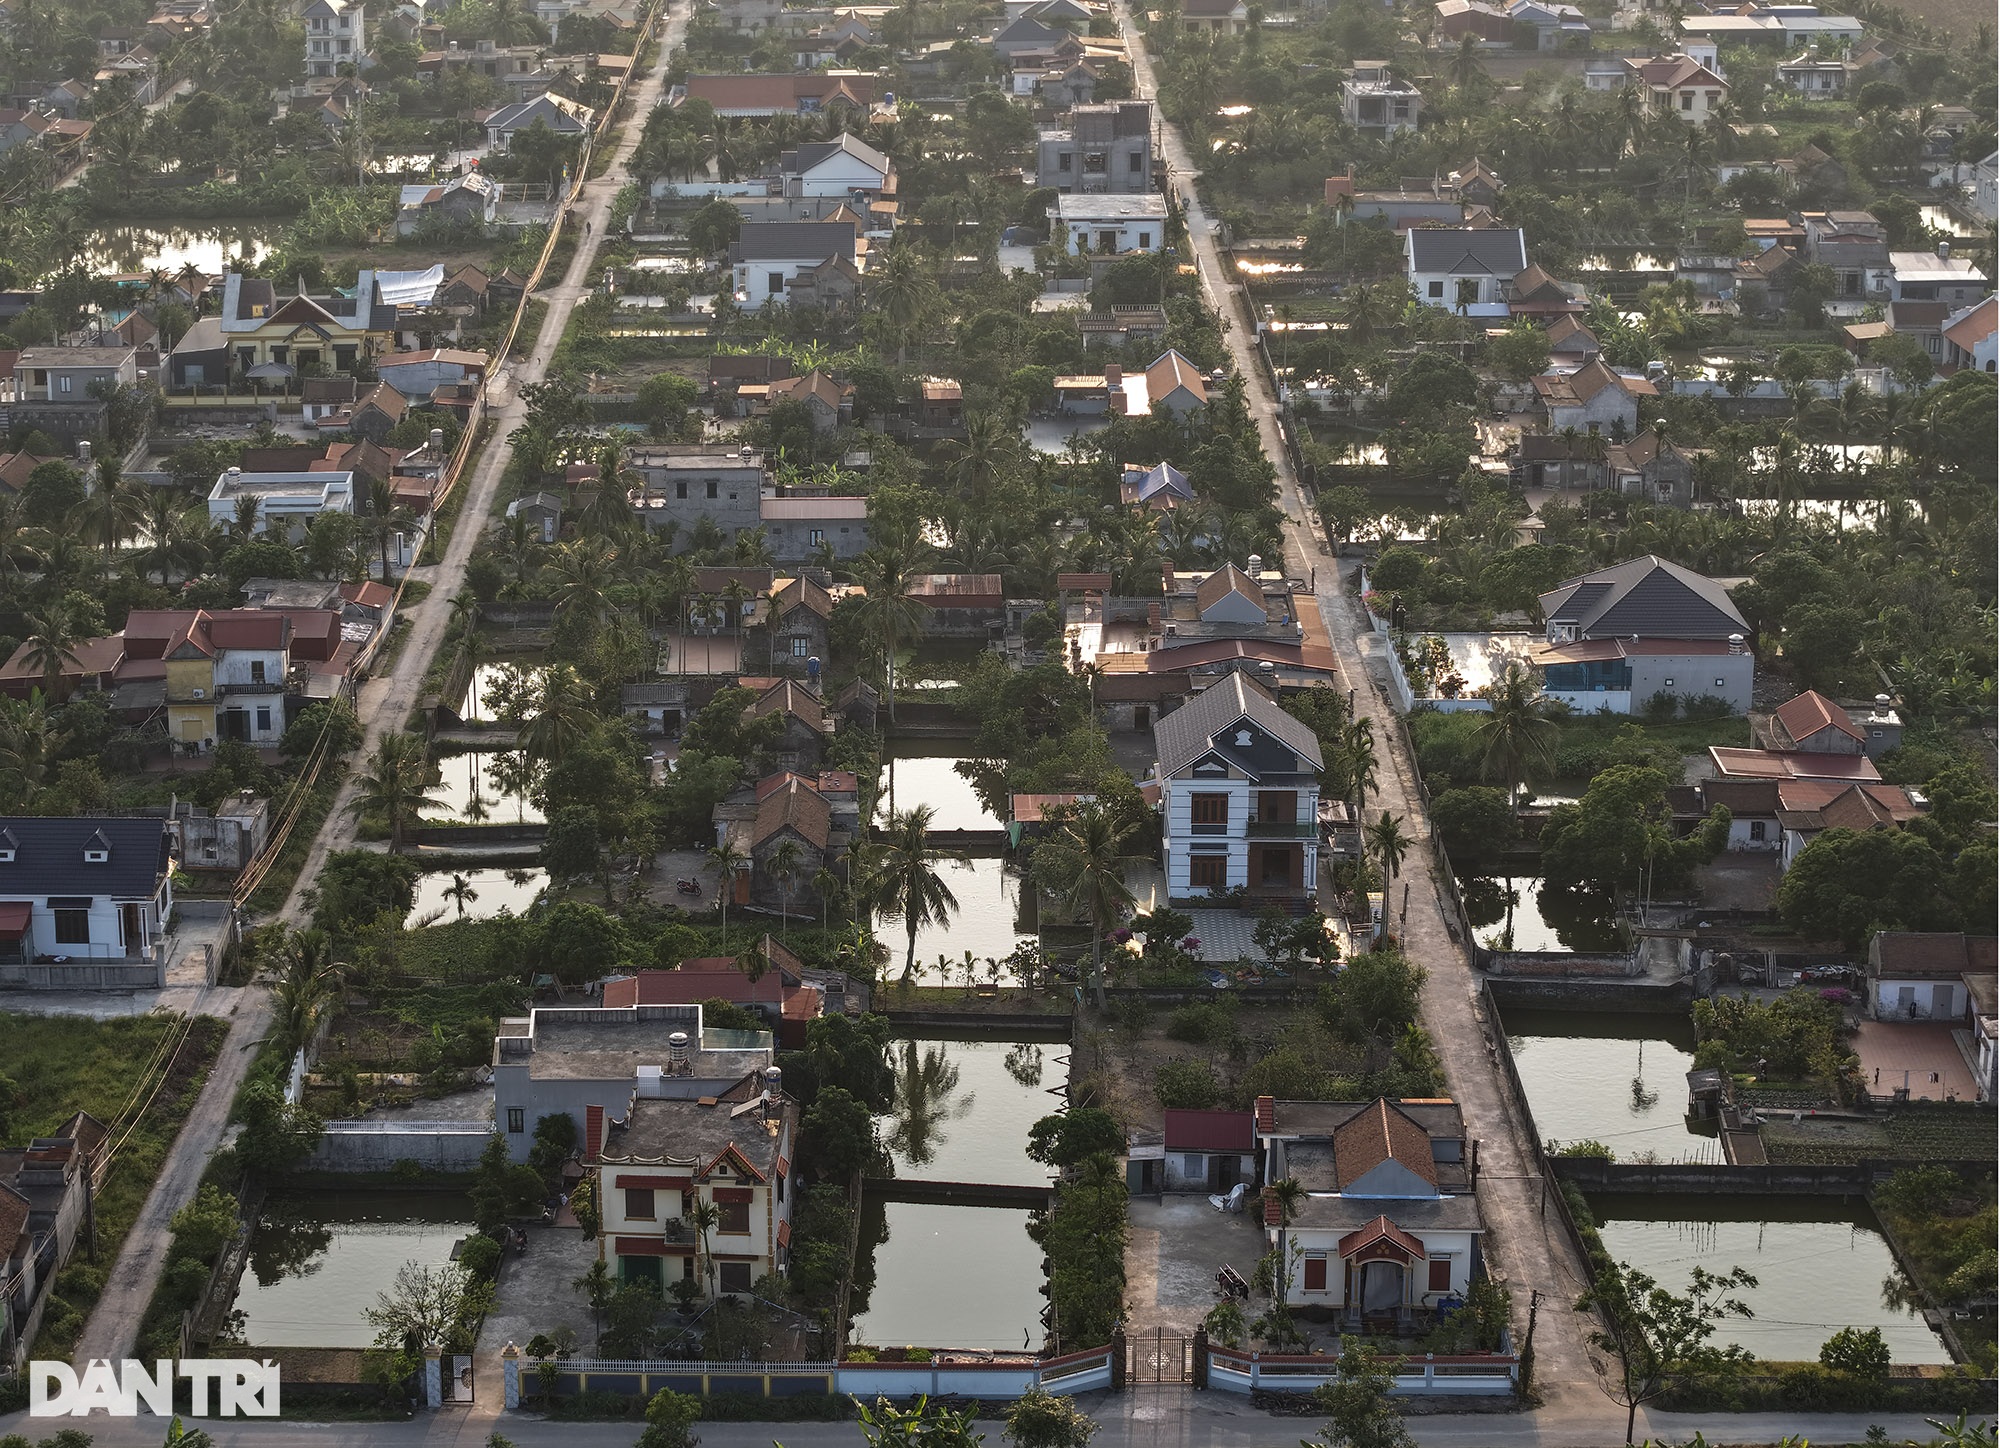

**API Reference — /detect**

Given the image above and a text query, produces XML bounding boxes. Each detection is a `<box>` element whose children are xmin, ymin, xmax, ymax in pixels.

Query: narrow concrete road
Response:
<box><xmin>65</xmin><ymin>5</ymin><xmax>686</xmax><ymax>1369</ymax></box>
<box><xmin>1111</xmin><ymin>0</ymin><xmax>1599</xmax><ymax>1419</ymax></box>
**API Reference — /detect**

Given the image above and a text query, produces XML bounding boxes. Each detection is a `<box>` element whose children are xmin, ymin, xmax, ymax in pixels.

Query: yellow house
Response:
<box><xmin>164</xmin><ymin>644</ymin><xmax>215</xmax><ymax>745</ymax></box>
<box><xmin>214</xmin><ymin>271</ymin><xmax>399</xmax><ymax>379</ymax></box>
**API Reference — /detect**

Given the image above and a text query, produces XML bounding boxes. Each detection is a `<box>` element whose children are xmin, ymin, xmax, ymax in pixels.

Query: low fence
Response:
<box><xmin>0</xmin><ymin>959</ymin><xmax>164</xmax><ymax>990</ymax></box>
<box><xmin>1482</xmin><ymin>975</ymin><xmax>1694</xmax><ymax>1012</ymax></box>
<box><xmin>1206</xmin><ymin>1345</ymin><xmax>1517</xmax><ymax>1396</ymax></box>
<box><xmin>1550</xmin><ymin>1158</ymin><xmax>1878</xmax><ymax>1195</ymax></box>
<box><xmin>304</xmin><ymin>1120</ymin><xmax>493</xmax><ymax>1172</ymax></box>
<box><xmin>1473</xmin><ymin>947</ymin><xmax>1643</xmax><ymax>979</ymax></box>
<box><xmin>534</xmin><ymin>1347</ymin><xmax>1113</xmax><ymax>1402</ymax></box>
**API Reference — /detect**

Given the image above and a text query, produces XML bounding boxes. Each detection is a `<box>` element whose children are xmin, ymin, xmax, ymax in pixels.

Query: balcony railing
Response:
<box><xmin>1245</xmin><ymin>821</ymin><xmax>1316</xmax><ymax>839</ymax></box>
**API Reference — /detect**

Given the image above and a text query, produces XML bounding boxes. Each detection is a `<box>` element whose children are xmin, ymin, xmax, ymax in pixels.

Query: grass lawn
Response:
<box><xmin>0</xmin><ymin>1011</ymin><xmax>230</xmax><ymax>1357</ymax></box>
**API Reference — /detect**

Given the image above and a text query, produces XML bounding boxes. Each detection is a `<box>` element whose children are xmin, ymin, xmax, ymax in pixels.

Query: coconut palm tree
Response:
<box><xmin>70</xmin><ymin>461</ymin><xmax>148</xmax><ymax>561</ymax></box>
<box><xmin>1475</xmin><ymin>663</ymin><xmax>1560</xmax><ymax>811</ymax></box>
<box><xmin>765</xmin><ymin>836</ymin><xmax>803</xmax><ymax>929</ymax></box>
<box><xmin>519</xmin><ymin>664</ymin><xmax>597</xmax><ymax>763</ymax></box>
<box><xmin>351</xmin><ymin>732</ymin><xmax>444</xmax><ymax>852</ymax></box>
<box><xmin>686</xmin><ymin>1197</ymin><xmax>722</xmax><ymax>1298</ymax></box>
<box><xmin>850</xmin><ymin>526</ymin><xmax>935</xmax><ymax>726</ymax></box>
<box><xmin>858</xmin><ymin>804</ymin><xmax>962</xmax><ymax>983</ymax></box>
<box><xmin>1340</xmin><ymin>719</ymin><xmax>1379</xmax><ymax>821</ymax></box>
<box><xmin>20</xmin><ymin>609</ymin><xmax>81</xmax><ymax>700</ymax></box>
<box><xmin>1364</xmin><ymin>811</ymin><xmax>1411</xmax><ymax>890</ymax></box>
<box><xmin>812</xmin><ymin>867</ymin><xmax>840</xmax><ymax>930</ymax></box>
<box><xmin>1041</xmin><ymin>801</ymin><xmax>1143</xmax><ymax>1010</ymax></box>
<box><xmin>706</xmin><ymin>838</ymin><xmax>749</xmax><ymax>936</ymax></box>
<box><xmin>869</xmin><ymin>245</ymin><xmax>934</xmax><ymax>365</ymax></box>
<box><xmin>272</xmin><ymin>928</ymin><xmax>342</xmax><ymax>1061</ymax></box>
<box><xmin>0</xmin><ymin>695</ymin><xmax>53</xmax><ymax>803</ymax></box>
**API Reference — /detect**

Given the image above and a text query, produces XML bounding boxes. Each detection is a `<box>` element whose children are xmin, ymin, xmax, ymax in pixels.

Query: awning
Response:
<box><xmin>0</xmin><ymin>902</ymin><xmax>30</xmax><ymax>938</ymax></box>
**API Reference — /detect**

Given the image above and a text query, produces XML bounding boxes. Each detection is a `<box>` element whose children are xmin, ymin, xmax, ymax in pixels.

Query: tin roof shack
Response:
<box><xmin>0</xmin><ymin>1113</ymin><xmax>106</xmax><ymax>1371</ymax></box>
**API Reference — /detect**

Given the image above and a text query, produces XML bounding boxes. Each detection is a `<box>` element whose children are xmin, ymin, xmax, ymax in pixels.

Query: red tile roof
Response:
<box><xmin>1336</xmin><ymin>1214</ymin><xmax>1427</xmax><ymax>1263</ymax></box>
<box><xmin>1773</xmin><ymin>689</ymin><xmax>1862</xmax><ymax>747</ymax></box>
<box><xmin>1332</xmin><ymin>1099</ymin><xmax>1437</xmax><ymax>1190</ymax></box>
<box><xmin>1163</xmin><ymin>1109</ymin><xmax>1255</xmax><ymax>1153</ymax></box>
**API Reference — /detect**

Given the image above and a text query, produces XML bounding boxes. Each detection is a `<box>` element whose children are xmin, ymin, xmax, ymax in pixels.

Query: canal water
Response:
<box><xmin>853</xmin><ymin>1201</ymin><xmax>1045</xmax><ymax>1352</ymax></box>
<box><xmin>407</xmin><ymin>866</ymin><xmax>548</xmax><ymax>926</ymax></box>
<box><xmin>85</xmin><ymin>221</ymin><xmax>276</xmax><ymax>275</ymax></box>
<box><xmin>1587</xmin><ymin>1195</ymin><xmax>1948</xmax><ymax>1364</ymax></box>
<box><xmin>877</xmin><ymin>746</ymin><xmax>999</xmax><ymax>832</ymax></box>
<box><xmin>886</xmin><ymin>857</ymin><xmax>1034</xmax><ymax>986</ymax></box>
<box><xmin>1457</xmin><ymin>874</ymin><xmax>1621</xmax><ymax>953</ymax></box>
<box><xmin>1502</xmin><ymin>1009</ymin><xmax>1719</xmax><ymax>1163</ymax></box>
<box><xmin>880</xmin><ymin>1037</ymin><xmax>1059</xmax><ymax>1187</ymax></box>
<box><xmin>428</xmin><ymin>749</ymin><xmax>545</xmax><ymax>825</ymax></box>
<box><xmin>233</xmin><ymin>1193</ymin><xmax>472</xmax><ymax>1349</ymax></box>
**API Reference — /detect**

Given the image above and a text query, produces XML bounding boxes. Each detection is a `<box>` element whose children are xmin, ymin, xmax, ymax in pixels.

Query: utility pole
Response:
<box><xmin>1518</xmin><ymin>1288</ymin><xmax>1542</xmax><ymax>1399</ymax></box>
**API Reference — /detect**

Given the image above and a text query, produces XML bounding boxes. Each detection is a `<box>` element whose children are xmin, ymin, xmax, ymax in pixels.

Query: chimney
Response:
<box><xmin>1937</xmin><ymin>239</ymin><xmax>1951</xmax><ymax>259</ymax></box>
<box><xmin>1105</xmin><ymin>363</ymin><xmax>1122</xmax><ymax>387</ymax></box>
<box><xmin>584</xmin><ymin>1103</ymin><xmax>605</xmax><ymax>1160</ymax></box>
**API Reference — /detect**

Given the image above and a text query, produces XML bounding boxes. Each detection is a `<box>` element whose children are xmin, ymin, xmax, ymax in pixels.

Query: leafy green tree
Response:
<box><xmin>232</xmin><ymin>1081</ymin><xmax>323</xmax><ymax>1178</ymax></box>
<box><xmin>1318</xmin><ymin>948</ymin><xmax>1426</xmax><ymax>1048</ymax></box>
<box><xmin>1540</xmin><ymin>766</ymin><xmax>1728</xmax><ymax>897</ymax></box>
<box><xmin>1775</xmin><ymin>828</ymin><xmax>1960</xmax><ymax>948</ymax></box>
<box><xmin>1474</xmin><ymin>663</ymin><xmax>1560</xmax><ymax>810</ymax></box>
<box><xmin>857</xmin><ymin>1394</ymin><xmax>984</xmax><ymax>1447</ymax></box>
<box><xmin>21</xmin><ymin>461</ymin><xmax>85</xmax><ymax>528</ymax></box>
<box><xmin>1818</xmin><ymin>1325</ymin><xmax>1889</xmax><ymax>1381</ymax></box>
<box><xmin>1430</xmin><ymin>786</ymin><xmax>1517</xmax><ymax>867</ymax></box>
<box><xmin>541</xmin><ymin>805</ymin><xmax>606</xmax><ymax>897</ymax></box>
<box><xmin>1781</xmin><ymin>604</ymin><xmax>1863</xmax><ymax>692</ymax></box>
<box><xmin>784</xmin><ymin>1012</ymin><xmax>896</xmax><ymax>1111</ymax></box>
<box><xmin>1302</xmin><ymin>1338</ymin><xmax>1416</xmax><ymax>1448</ymax></box>
<box><xmin>169</xmin><ymin>1183</ymin><xmax>242</xmax><ymax>1262</ymax></box>
<box><xmin>1486</xmin><ymin>321</ymin><xmax>1551</xmax><ymax>383</ymax></box>
<box><xmin>1033</xmin><ymin>801</ymin><xmax>1143</xmax><ymax>1009</ymax></box>
<box><xmin>636</xmin><ymin>1387</ymin><xmax>701</xmax><ymax>1448</ymax></box>
<box><xmin>532</xmin><ymin>900</ymin><xmax>633</xmax><ymax>984</ymax></box>
<box><xmin>686</xmin><ymin>199</ymin><xmax>741</xmax><ymax>254</ymax></box>
<box><xmin>470</xmin><ymin>1134</ymin><xmax>548</xmax><ymax>1237</ymax></box>
<box><xmin>1154</xmin><ymin>1058</ymin><xmax>1222</xmax><ymax>1109</ymax></box>
<box><xmin>799</xmin><ymin>1085</ymin><xmax>882</xmax><ymax>1182</ymax></box>
<box><xmin>1025</xmin><ymin>1108</ymin><xmax>1125</xmax><ymax>1171</ymax></box>
<box><xmin>1575</xmin><ymin>1262</ymin><xmax>1757</xmax><ymax>1445</ymax></box>
<box><xmin>309</xmin><ymin>849</ymin><xmax>421</xmax><ymax>938</ymax></box>
<box><xmin>351</xmin><ymin>731</ymin><xmax>444</xmax><ymax>852</ymax></box>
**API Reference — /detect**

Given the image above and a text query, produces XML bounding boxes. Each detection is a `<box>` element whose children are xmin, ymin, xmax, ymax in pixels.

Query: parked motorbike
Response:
<box><xmin>675</xmin><ymin>878</ymin><xmax>701</xmax><ymax>895</ymax></box>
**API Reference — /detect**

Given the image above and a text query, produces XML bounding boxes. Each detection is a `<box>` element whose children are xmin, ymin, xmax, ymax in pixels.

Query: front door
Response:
<box><xmin>1209</xmin><ymin>1154</ymin><xmax>1238</xmax><ymax>1190</ymax></box>
<box><xmin>221</xmin><ymin>708</ymin><xmax>249</xmax><ymax>742</ymax></box>
<box><xmin>1133</xmin><ymin>706</ymin><xmax>1150</xmax><ymax>730</ymax></box>
<box><xmin>620</xmin><ymin>1254</ymin><xmax>663</xmax><ymax>1289</ymax></box>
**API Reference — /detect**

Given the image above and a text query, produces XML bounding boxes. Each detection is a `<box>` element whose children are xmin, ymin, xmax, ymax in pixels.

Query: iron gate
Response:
<box><xmin>1126</xmin><ymin>1327</ymin><xmax>1192</xmax><ymax>1384</ymax></box>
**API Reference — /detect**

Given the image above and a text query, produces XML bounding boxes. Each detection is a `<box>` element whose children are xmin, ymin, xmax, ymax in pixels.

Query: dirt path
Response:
<box><xmin>1112</xmin><ymin>0</ymin><xmax>1599</xmax><ymax>1413</ymax></box>
<box><xmin>67</xmin><ymin>7</ymin><xmax>685</xmax><ymax>1370</ymax></box>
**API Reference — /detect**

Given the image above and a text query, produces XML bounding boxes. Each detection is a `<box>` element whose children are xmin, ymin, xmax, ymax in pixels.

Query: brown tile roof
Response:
<box><xmin>1332</xmin><ymin>1098</ymin><xmax>1437</xmax><ymax>1191</ymax></box>
<box><xmin>1194</xmin><ymin>562</ymin><xmax>1263</xmax><ymax>614</ymax></box>
<box><xmin>754</xmin><ymin>774</ymin><xmax>832</xmax><ymax>849</ymax></box>
<box><xmin>1773</xmin><ymin>689</ymin><xmax>1862</xmax><ymax>748</ymax></box>
<box><xmin>747</xmin><ymin>678</ymin><xmax>827</xmax><ymax>728</ymax></box>
<box><xmin>1873</xmin><ymin>933</ymin><xmax>1999</xmax><ymax>977</ymax></box>
<box><xmin>1336</xmin><ymin>1214</ymin><xmax>1428</xmax><ymax>1262</ymax></box>
<box><xmin>775</xmin><ymin>575</ymin><xmax>833</xmax><ymax>620</ymax></box>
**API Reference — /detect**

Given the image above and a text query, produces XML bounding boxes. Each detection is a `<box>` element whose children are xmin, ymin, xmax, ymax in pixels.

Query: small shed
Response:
<box><xmin>1162</xmin><ymin>1108</ymin><xmax>1258</xmax><ymax>1192</ymax></box>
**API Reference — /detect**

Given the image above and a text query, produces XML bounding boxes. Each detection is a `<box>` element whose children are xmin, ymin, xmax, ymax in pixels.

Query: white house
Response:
<box><xmin>1154</xmin><ymin>672</ymin><xmax>1322</xmax><ymax>908</ymax></box>
<box><xmin>1866</xmin><ymin>932</ymin><xmax>1997</xmax><ymax>1023</ymax></box>
<box><xmin>207</xmin><ymin>468</ymin><xmax>357</xmax><ymax>543</ymax></box>
<box><xmin>728</xmin><ymin>222</ymin><xmax>860</xmax><ymax>311</ymax></box>
<box><xmin>1941</xmin><ymin>295</ymin><xmax>1996</xmax><ymax>372</ymax></box>
<box><xmin>1051</xmin><ymin>192</ymin><xmax>1168</xmax><ymax>256</ymax></box>
<box><xmin>492</xmin><ymin>1003</ymin><xmax>777</xmax><ymax>1163</ymax></box>
<box><xmin>1405</xmin><ymin>227</ymin><xmax>1527</xmax><ymax>317</ymax></box>
<box><xmin>1626</xmin><ymin>53</ymin><xmax>1729</xmax><ymax>123</ymax></box>
<box><xmin>0</xmin><ymin>817</ymin><xmax>173</xmax><ymax>966</ymax></box>
<box><xmin>1257</xmin><ymin>1097</ymin><xmax>1482</xmax><ymax>1324</ymax></box>
<box><xmin>592</xmin><ymin>1070</ymin><xmax>797</xmax><ymax>1297</ymax></box>
<box><xmin>777</xmin><ymin>132</ymin><xmax>892</xmax><ymax>199</ymax></box>
<box><xmin>303</xmin><ymin>0</ymin><xmax>365</xmax><ymax>78</ymax></box>
<box><xmin>1343</xmin><ymin>61</ymin><xmax>1423</xmax><ymax>136</ymax></box>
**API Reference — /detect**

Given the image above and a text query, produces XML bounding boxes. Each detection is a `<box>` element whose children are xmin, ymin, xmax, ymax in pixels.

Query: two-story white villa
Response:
<box><xmin>0</xmin><ymin>817</ymin><xmax>173</xmax><ymax>968</ymax></box>
<box><xmin>1405</xmin><ymin>228</ymin><xmax>1527</xmax><ymax>317</ymax></box>
<box><xmin>591</xmin><ymin>1068</ymin><xmax>797</xmax><ymax>1298</ymax></box>
<box><xmin>303</xmin><ymin>0</ymin><xmax>365</xmax><ymax>78</ymax></box>
<box><xmin>1532</xmin><ymin>554</ymin><xmax>1755</xmax><ymax>714</ymax></box>
<box><xmin>1626</xmin><ymin>53</ymin><xmax>1729</xmax><ymax>123</ymax></box>
<box><xmin>1154</xmin><ymin>673</ymin><xmax>1323</xmax><ymax>909</ymax></box>
<box><xmin>1257</xmin><ymin>1096</ymin><xmax>1483</xmax><ymax>1327</ymax></box>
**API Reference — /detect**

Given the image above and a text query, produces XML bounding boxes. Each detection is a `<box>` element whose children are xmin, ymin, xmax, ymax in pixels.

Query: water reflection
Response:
<box><xmin>885</xmin><ymin>1038</ymin><xmax>972</xmax><ymax>1170</ymax></box>
<box><xmin>1459</xmin><ymin>874</ymin><xmax>1621</xmax><ymax>953</ymax></box>
<box><xmin>85</xmin><ymin>223</ymin><xmax>274</xmax><ymax>275</ymax></box>
<box><xmin>1503</xmin><ymin>1009</ymin><xmax>1717</xmax><ymax>1163</ymax></box>
<box><xmin>891</xmin><ymin>858</ymin><xmax>1033</xmax><ymax>985</ymax></box>
<box><xmin>407</xmin><ymin>867</ymin><xmax>547</xmax><ymax>925</ymax></box>
<box><xmin>853</xmin><ymin>1202</ymin><xmax>1044</xmax><ymax>1351</ymax></box>
<box><xmin>233</xmin><ymin>1195</ymin><xmax>471</xmax><ymax>1349</ymax></box>
<box><xmin>1589</xmin><ymin>1196</ymin><xmax>1948</xmax><ymax>1363</ymax></box>
<box><xmin>428</xmin><ymin>750</ymin><xmax>544</xmax><ymax>824</ymax></box>
<box><xmin>877</xmin><ymin>750</ymin><xmax>997</xmax><ymax>831</ymax></box>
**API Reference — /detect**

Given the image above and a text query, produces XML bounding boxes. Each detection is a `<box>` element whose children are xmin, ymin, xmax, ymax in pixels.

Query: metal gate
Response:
<box><xmin>1126</xmin><ymin>1328</ymin><xmax>1192</xmax><ymax>1384</ymax></box>
<box><xmin>445</xmin><ymin>1354</ymin><xmax>474</xmax><ymax>1403</ymax></box>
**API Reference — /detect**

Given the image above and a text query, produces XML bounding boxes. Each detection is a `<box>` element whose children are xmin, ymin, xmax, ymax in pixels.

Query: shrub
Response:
<box><xmin>1166</xmin><ymin>1000</ymin><xmax>1237</xmax><ymax>1046</ymax></box>
<box><xmin>1818</xmin><ymin>1325</ymin><xmax>1890</xmax><ymax>1381</ymax></box>
<box><xmin>1547</xmin><ymin>1139</ymin><xmax>1614</xmax><ymax>1160</ymax></box>
<box><xmin>459</xmin><ymin>1233</ymin><xmax>503</xmax><ymax>1281</ymax></box>
<box><xmin>1153</xmin><ymin>1058</ymin><xmax>1223</xmax><ymax>1109</ymax></box>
